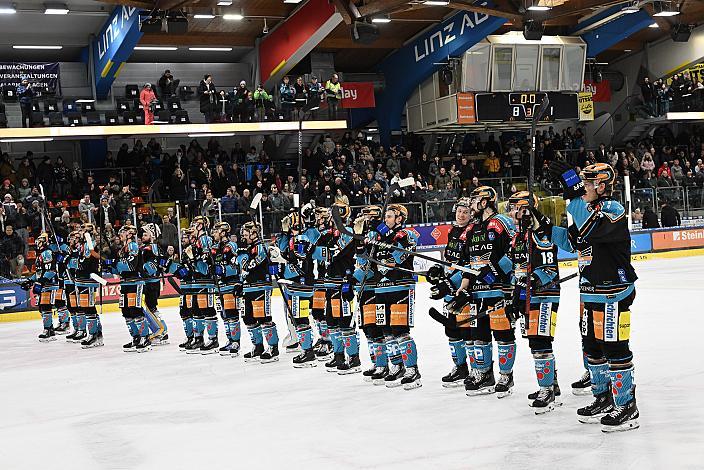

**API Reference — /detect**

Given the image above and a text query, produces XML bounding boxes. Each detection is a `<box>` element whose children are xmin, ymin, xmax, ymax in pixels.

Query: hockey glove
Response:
<box><xmin>341</xmin><ymin>281</ymin><xmax>355</xmax><ymax>302</ymax></box>
<box><xmin>32</xmin><ymin>283</ymin><xmax>43</xmax><ymax>295</ymax></box>
<box><xmin>280</xmin><ymin>214</ymin><xmax>291</xmax><ymax>233</ymax></box>
<box><xmin>376</xmin><ymin>222</ymin><xmax>390</xmax><ymax>236</ymax></box>
<box><xmin>55</xmin><ymin>253</ymin><xmax>65</xmax><ymax>264</ymax></box>
<box><xmin>174</xmin><ymin>266</ymin><xmax>190</xmax><ymax>280</ymax></box>
<box><xmin>20</xmin><ymin>279</ymin><xmax>33</xmax><ymax>291</ymax></box>
<box><xmin>528</xmin><ymin>206</ymin><xmax>553</xmax><ymax>236</ymax></box>
<box><xmin>214</xmin><ymin>264</ymin><xmax>225</xmax><ymax>277</ymax></box>
<box><xmin>269</xmin><ymin>264</ymin><xmax>282</xmax><ymax>276</ymax></box>
<box><xmin>232</xmin><ymin>282</ymin><xmax>243</xmax><ymax>296</ymax></box>
<box><xmin>446</xmin><ymin>290</ymin><xmax>472</xmax><ymax>316</ymax></box>
<box><xmin>430</xmin><ymin>278</ymin><xmax>453</xmax><ymax>300</ymax></box>
<box><xmin>426</xmin><ymin>264</ymin><xmax>446</xmax><ymax>284</ymax></box>
<box><xmin>548</xmin><ymin>160</ymin><xmax>585</xmax><ymax>200</ymax></box>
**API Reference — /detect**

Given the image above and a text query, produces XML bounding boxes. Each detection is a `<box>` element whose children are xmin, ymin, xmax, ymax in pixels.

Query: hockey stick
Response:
<box><xmin>332</xmin><ymin>206</ymin><xmax>479</xmax><ymax>276</ymax></box>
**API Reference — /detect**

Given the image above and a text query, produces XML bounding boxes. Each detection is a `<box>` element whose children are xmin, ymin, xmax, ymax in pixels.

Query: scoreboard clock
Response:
<box><xmin>474</xmin><ymin>92</ymin><xmax>579</xmax><ymax>122</ymax></box>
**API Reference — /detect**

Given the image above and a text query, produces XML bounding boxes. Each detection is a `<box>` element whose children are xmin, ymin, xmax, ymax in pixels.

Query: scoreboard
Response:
<box><xmin>474</xmin><ymin>92</ymin><xmax>579</xmax><ymax>122</ymax></box>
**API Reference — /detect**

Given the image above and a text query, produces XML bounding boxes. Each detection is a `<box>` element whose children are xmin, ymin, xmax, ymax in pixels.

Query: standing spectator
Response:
<box><xmin>53</xmin><ymin>157</ymin><xmax>71</xmax><ymax>199</ymax></box>
<box><xmin>0</xmin><ymin>225</ymin><xmax>23</xmax><ymax>277</ymax></box>
<box><xmin>170</xmin><ymin>168</ymin><xmax>187</xmax><ymax>201</ymax></box>
<box><xmin>307</xmin><ymin>75</ymin><xmax>324</xmax><ymax>119</ymax></box>
<box><xmin>78</xmin><ymin>194</ymin><xmax>95</xmax><ymax>222</ymax></box>
<box><xmin>253</xmin><ymin>84</ymin><xmax>274</xmax><ymax>121</ymax></box>
<box><xmin>233</xmin><ymin>80</ymin><xmax>249</xmax><ymax>123</ymax></box>
<box><xmin>13</xmin><ymin>203</ymin><xmax>30</xmax><ymax>257</ymax></box>
<box><xmin>17</xmin><ymin>77</ymin><xmax>35</xmax><ymax>128</ymax></box>
<box><xmin>660</xmin><ymin>200</ymin><xmax>681</xmax><ymax>227</ymax></box>
<box><xmin>187</xmin><ymin>181</ymin><xmax>203</xmax><ymax>220</ymax></box>
<box><xmin>483</xmin><ymin>150</ymin><xmax>501</xmax><ymax>178</ymax></box>
<box><xmin>96</xmin><ymin>196</ymin><xmax>116</xmax><ymax>230</ymax></box>
<box><xmin>158</xmin><ymin>69</ymin><xmax>180</xmax><ymax>97</ymax></box>
<box><xmin>159</xmin><ymin>214</ymin><xmax>178</xmax><ymax>252</ymax></box>
<box><xmin>0</xmin><ymin>179</ymin><xmax>17</xmax><ymax>202</ymax></box>
<box><xmin>140</xmin><ymin>83</ymin><xmax>156</xmax><ymax>125</ymax></box>
<box><xmin>292</xmin><ymin>76</ymin><xmax>308</xmax><ymax>120</ymax></box>
<box><xmin>16</xmin><ymin>156</ymin><xmax>35</xmax><ymax>185</ymax></box>
<box><xmin>324</xmin><ymin>73</ymin><xmax>342</xmax><ymax>119</ymax></box>
<box><xmin>640</xmin><ymin>77</ymin><xmax>655</xmax><ymax>117</ymax></box>
<box><xmin>17</xmin><ymin>179</ymin><xmax>31</xmax><ymax>203</ymax></box>
<box><xmin>200</xmin><ymin>190</ymin><xmax>218</xmax><ymax>222</ymax></box>
<box><xmin>35</xmin><ymin>156</ymin><xmax>54</xmax><ymax>194</ymax></box>
<box><xmin>279</xmin><ymin>76</ymin><xmax>296</xmax><ymax>121</ymax></box>
<box><xmin>198</xmin><ymin>74</ymin><xmax>222</xmax><ymax>123</ymax></box>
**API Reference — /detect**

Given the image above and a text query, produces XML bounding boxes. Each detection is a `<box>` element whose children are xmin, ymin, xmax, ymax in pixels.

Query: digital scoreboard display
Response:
<box><xmin>475</xmin><ymin>92</ymin><xmax>579</xmax><ymax>122</ymax></box>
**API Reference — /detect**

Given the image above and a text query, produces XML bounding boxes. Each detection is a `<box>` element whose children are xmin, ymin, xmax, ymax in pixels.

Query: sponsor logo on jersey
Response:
<box><xmin>538</xmin><ymin>302</ymin><xmax>551</xmax><ymax>336</ymax></box>
<box><xmin>604</xmin><ymin>302</ymin><xmax>618</xmax><ymax>342</ymax></box>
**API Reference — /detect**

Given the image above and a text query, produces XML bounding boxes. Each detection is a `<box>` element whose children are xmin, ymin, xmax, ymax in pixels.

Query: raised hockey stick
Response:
<box><xmin>332</xmin><ymin>205</ymin><xmax>479</xmax><ymax>276</ymax></box>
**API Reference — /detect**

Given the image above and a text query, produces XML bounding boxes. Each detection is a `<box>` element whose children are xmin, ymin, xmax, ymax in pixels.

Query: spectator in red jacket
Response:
<box><xmin>140</xmin><ymin>83</ymin><xmax>157</xmax><ymax>125</ymax></box>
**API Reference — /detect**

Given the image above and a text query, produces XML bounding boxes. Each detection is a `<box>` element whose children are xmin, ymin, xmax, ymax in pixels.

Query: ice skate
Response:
<box><xmin>465</xmin><ymin>368</ymin><xmax>496</xmax><ymax>396</ymax></box>
<box><xmin>384</xmin><ymin>364</ymin><xmax>406</xmax><ymax>388</ymax></box>
<box><xmin>495</xmin><ymin>372</ymin><xmax>514</xmax><ymax>398</ymax></box>
<box><xmin>601</xmin><ymin>398</ymin><xmax>639</xmax><ymax>433</ymax></box>
<box><xmin>260</xmin><ymin>345</ymin><xmax>280</xmax><ymax>363</ymax></box>
<box><xmin>325</xmin><ymin>352</ymin><xmax>345</xmax><ymax>372</ymax></box>
<box><xmin>442</xmin><ymin>364</ymin><xmax>468</xmax><ymax>388</ymax></box>
<box><xmin>532</xmin><ymin>387</ymin><xmax>556</xmax><ymax>414</ymax></box>
<box><xmin>337</xmin><ymin>354</ymin><xmax>361</xmax><ymax>375</ymax></box>
<box><xmin>185</xmin><ymin>336</ymin><xmax>204</xmax><ymax>354</ymax></box>
<box><xmin>38</xmin><ymin>328</ymin><xmax>57</xmax><ymax>343</ymax></box>
<box><xmin>315</xmin><ymin>341</ymin><xmax>333</xmax><ymax>361</ymax></box>
<box><xmin>54</xmin><ymin>323</ymin><xmax>70</xmax><ymax>335</ymax></box>
<box><xmin>72</xmin><ymin>331</ymin><xmax>87</xmax><ymax>344</ymax></box>
<box><xmin>219</xmin><ymin>340</ymin><xmax>238</xmax><ymax>356</ymax></box>
<box><xmin>200</xmin><ymin>337</ymin><xmax>220</xmax><ymax>355</ymax></box>
<box><xmin>179</xmin><ymin>336</ymin><xmax>194</xmax><ymax>351</ymax></box>
<box><xmin>65</xmin><ymin>330</ymin><xmax>80</xmax><ymax>342</ymax></box>
<box><xmin>123</xmin><ymin>338</ymin><xmax>138</xmax><ymax>353</ymax></box>
<box><xmin>135</xmin><ymin>336</ymin><xmax>152</xmax><ymax>353</ymax></box>
<box><xmin>244</xmin><ymin>343</ymin><xmax>264</xmax><ymax>362</ymax></box>
<box><xmin>577</xmin><ymin>391</ymin><xmax>614</xmax><ymax>424</ymax></box>
<box><xmin>401</xmin><ymin>366</ymin><xmax>422</xmax><ymax>390</ymax></box>
<box><xmin>285</xmin><ymin>342</ymin><xmax>301</xmax><ymax>354</ymax></box>
<box><xmin>150</xmin><ymin>333</ymin><xmax>169</xmax><ymax>346</ymax></box>
<box><xmin>362</xmin><ymin>366</ymin><xmax>377</xmax><ymax>382</ymax></box>
<box><xmin>572</xmin><ymin>370</ymin><xmax>592</xmax><ymax>396</ymax></box>
<box><xmin>81</xmin><ymin>333</ymin><xmax>104</xmax><ymax>349</ymax></box>
<box><xmin>371</xmin><ymin>366</ymin><xmax>389</xmax><ymax>385</ymax></box>
<box><xmin>293</xmin><ymin>349</ymin><xmax>317</xmax><ymax>368</ymax></box>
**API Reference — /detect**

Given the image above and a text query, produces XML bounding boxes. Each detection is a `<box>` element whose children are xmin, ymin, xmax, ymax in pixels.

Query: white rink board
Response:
<box><xmin>1</xmin><ymin>256</ymin><xmax>703</xmax><ymax>469</ymax></box>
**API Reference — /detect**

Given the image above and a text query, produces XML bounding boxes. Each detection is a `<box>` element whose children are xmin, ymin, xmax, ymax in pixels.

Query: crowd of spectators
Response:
<box><xmin>640</xmin><ymin>72</ymin><xmax>704</xmax><ymax>117</ymax></box>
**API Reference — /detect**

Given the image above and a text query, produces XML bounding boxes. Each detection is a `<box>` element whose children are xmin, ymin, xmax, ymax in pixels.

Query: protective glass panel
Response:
<box><xmin>463</xmin><ymin>43</ymin><xmax>490</xmax><ymax>91</ymax></box>
<box><xmin>541</xmin><ymin>47</ymin><xmax>561</xmax><ymax>91</ymax></box>
<box><xmin>492</xmin><ymin>47</ymin><xmax>513</xmax><ymax>91</ymax></box>
<box><xmin>513</xmin><ymin>45</ymin><xmax>539</xmax><ymax>91</ymax></box>
<box><xmin>561</xmin><ymin>45</ymin><xmax>585</xmax><ymax>91</ymax></box>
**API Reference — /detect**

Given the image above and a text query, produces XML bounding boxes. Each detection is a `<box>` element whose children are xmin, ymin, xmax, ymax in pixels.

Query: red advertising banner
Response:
<box><xmin>651</xmin><ymin>228</ymin><xmax>704</xmax><ymax>250</ymax></box>
<box><xmin>341</xmin><ymin>82</ymin><xmax>376</xmax><ymax>108</ymax></box>
<box><xmin>29</xmin><ymin>276</ymin><xmax>180</xmax><ymax>307</ymax></box>
<box><xmin>583</xmin><ymin>80</ymin><xmax>612</xmax><ymax>102</ymax></box>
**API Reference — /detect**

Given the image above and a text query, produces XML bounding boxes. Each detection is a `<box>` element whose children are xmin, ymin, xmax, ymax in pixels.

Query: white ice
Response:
<box><xmin>1</xmin><ymin>256</ymin><xmax>703</xmax><ymax>470</ymax></box>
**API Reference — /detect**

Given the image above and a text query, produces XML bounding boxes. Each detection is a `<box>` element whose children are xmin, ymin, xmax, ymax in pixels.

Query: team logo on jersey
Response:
<box><xmin>488</xmin><ymin>232</ymin><xmax>495</xmax><ymax>241</ymax></box>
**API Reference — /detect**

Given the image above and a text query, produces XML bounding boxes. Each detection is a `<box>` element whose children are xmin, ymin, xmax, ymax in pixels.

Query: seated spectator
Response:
<box><xmin>158</xmin><ymin>69</ymin><xmax>180</xmax><ymax>97</ymax></box>
<box><xmin>0</xmin><ymin>225</ymin><xmax>24</xmax><ymax>277</ymax></box>
<box><xmin>16</xmin><ymin>156</ymin><xmax>35</xmax><ymax>185</ymax></box>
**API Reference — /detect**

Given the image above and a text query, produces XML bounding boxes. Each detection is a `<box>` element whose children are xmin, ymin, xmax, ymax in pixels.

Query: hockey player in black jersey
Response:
<box><xmin>426</xmin><ymin>197</ymin><xmax>473</xmax><ymax>387</ymax></box>
<box><xmin>211</xmin><ymin>221</ymin><xmax>242</xmax><ymax>356</ymax></box>
<box><xmin>544</xmin><ymin>161</ymin><xmax>639</xmax><ymax>432</ymax></box>
<box><xmin>507</xmin><ymin>191</ymin><xmax>561</xmax><ymax>412</ymax></box>
<box><xmin>139</xmin><ymin>223</ymin><xmax>169</xmax><ymax>346</ymax></box>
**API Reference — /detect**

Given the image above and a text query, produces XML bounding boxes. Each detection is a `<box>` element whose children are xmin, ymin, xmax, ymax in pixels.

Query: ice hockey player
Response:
<box><xmin>426</xmin><ymin>197</ymin><xmax>473</xmax><ymax>388</ymax></box>
<box><xmin>352</xmin><ymin>205</ymin><xmax>387</xmax><ymax>383</ymax></box>
<box><xmin>210</xmin><ymin>221</ymin><xmax>242</xmax><ymax>356</ymax></box>
<box><xmin>165</xmin><ymin>227</ymin><xmax>199</xmax><ymax>351</ymax></box>
<box><xmin>317</xmin><ymin>202</ymin><xmax>358</xmax><ymax>374</ymax></box>
<box><xmin>275</xmin><ymin>210</ymin><xmax>318</xmax><ymax>367</ymax></box>
<box><xmin>105</xmin><ymin>225</ymin><xmax>151</xmax><ymax>352</ymax></box>
<box><xmin>543</xmin><ymin>161</ymin><xmax>639</xmax><ymax>432</ymax></box>
<box><xmin>310</xmin><ymin>206</ymin><xmax>333</xmax><ymax>361</ymax></box>
<box><xmin>64</xmin><ymin>230</ymin><xmax>86</xmax><ymax>343</ymax></box>
<box><xmin>52</xmin><ymin>234</ymin><xmax>71</xmax><ymax>335</ymax></box>
<box><xmin>139</xmin><ymin>223</ymin><xmax>169</xmax><ymax>346</ymax></box>
<box><xmin>449</xmin><ymin>186</ymin><xmax>516</xmax><ymax>397</ymax></box>
<box><xmin>237</xmin><ymin>220</ymin><xmax>278</xmax><ymax>363</ymax></box>
<box><xmin>366</xmin><ymin>203</ymin><xmax>421</xmax><ymax>390</ymax></box>
<box><xmin>73</xmin><ymin>223</ymin><xmax>104</xmax><ymax>348</ymax></box>
<box><xmin>22</xmin><ymin>232</ymin><xmax>61</xmax><ymax>342</ymax></box>
<box><xmin>188</xmin><ymin>215</ymin><xmax>219</xmax><ymax>354</ymax></box>
<box><xmin>506</xmin><ymin>191</ymin><xmax>561</xmax><ymax>412</ymax></box>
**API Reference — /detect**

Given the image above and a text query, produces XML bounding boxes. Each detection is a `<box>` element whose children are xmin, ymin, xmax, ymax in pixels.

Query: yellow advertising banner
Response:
<box><xmin>578</xmin><ymin>92</ymin><xmax>594</xmax><ymax>121</ymax></box>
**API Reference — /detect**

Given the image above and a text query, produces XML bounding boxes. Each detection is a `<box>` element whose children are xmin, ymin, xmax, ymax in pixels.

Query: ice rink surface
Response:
<box><xmin>1</xmin><ymin>256</ymin><xmax>703</xmax><ymax>470</ymax></box>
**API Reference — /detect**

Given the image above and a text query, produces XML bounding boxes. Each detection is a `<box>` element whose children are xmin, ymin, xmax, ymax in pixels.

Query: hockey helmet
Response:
<box><xmin>581</xmin><ymin>163</ymin><xmax>616</xmax><ymax>187</ymax></box>
<box><xmin>68</xmin><ymin>230</ymin><xmax>82</xmax><ymax>244</ymax></box>
<box><xmin>314</xmin><ymin>206</ymin><xmax>330</xmax><ymax>225</ymax></box>
<box><xmin>36</xmin><ymin>232</ymin><xmax>50</xmax><ymax>248</ymax></box>
<box><xmin>191</xmin><ymin>215</ymin><xmax>210</xmax><ymax>230</ymax></box>
<box><xmin>81</xmin><ymin>223</ymin><xmax>96</xmax><ymax>235</ymax></box>
<box><xmin>141</xmin><ymin>222</ymin><xmax>161</xmax><ymax>240</ymax></box>
<box><xmin>361</xmin><ymin>205</ymin><xmax>382</xmax><ymax>219</ymax></box>
<box><xmin>332</xmin><ymin>202</ymin><xmax>351</xmax><ymax>221</ymax></box>
<box><xmin>386</xmin><ymin>203</ymin><xmax>408</xmax><ymax>220</ymax></box>
<box><xmin>181</xmin><ymin>227</ymin><xmax>196</xmax><ymax>241</ymax></box>
<box><xmin>240</xmin><ymin>221</ymin><xmax>260</xmax><ymax>239</ymax></box>
<box><xmin>119</xmin><ymin>225</ymin><xmax>137</xmax><ymax>239</ymax></box>
<box><xmin>286</xmin><ymin>211</ymin><xmax>303</xmax><ymax>231</ymax></box>
<box><xmin>508</xmin><ymin>191</ymin><xmax>539</xmax><ymax>209</ymax></box>
<box><xmin>300</xmin><ymin>203</ymin><xmax>316</xmax><ymax>227</ymax></box>
<box><xmin>469</xmin><ymin>186</ymin><xmax>498</xmax><ymax>204</ymax></box>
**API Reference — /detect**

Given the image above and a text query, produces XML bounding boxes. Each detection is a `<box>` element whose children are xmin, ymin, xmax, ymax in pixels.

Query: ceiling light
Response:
<box><xmin>527</xmin><ymin>5</ymin><xmax>551</xmax><ymax>11</ymax></box>
<box><xmin>624</xmin><ymin>49</ymin><xmax>632</xmax><ymax>52</ymax></box>
<box><xmin>193</xmin><ymin>14</ymin><xmax>215</xmax><ymax>19</ymax></box>
<box><xmin>649</xmin><ymin>22</ymin><xmax>659</xmax><ymax>28</ymax></box>
<box><xmin>44</xmin><ymin>3</ymin><xmax>69</xmax><ymax>14</ymax></box>
<box><xmin>0</xmin><ymin>138</ymin><xmax>54</xmax><ymax>143</ymax></box>
<box><xmin>13</xmin><ymin>45</ymin><xmax>63</xmax><ymax>49</ymax></box>
<box><xmin>188</xmin><ymin>133</ymin><xmax>236</xmax><ymax>138</ymax></box>
<box><xmin>134</xmin><ymin>46</ymin><xmax>178</xmax><ymax>51</ymax></box>
<box><xmin>217</xmin><ymin>1</ymin><xmax>233</xmax><ymax>5</ymax></box>
<box><xmin>75</xmin><ymin>99</ymin><xmax>95</xmax><ymax>103</ymax></box>
<box><xmin>653</xmin><ymin>10</ymin><xmax>679</xmax><ymax>16</ymax></box>
<box><xmin>223</xmin><ymin>13</ymin><xmax>244</xmax><ymax>20</ymax></box>
<box><xmin>0</xmin><ymin>5</ymin><xmax>16</xmax><ymax>14</ymax></box>
<box><xmin>283</xmin><ymin>0</ymin><xmax>304</xmax><ymax>4</ymax></box>
<box><xmin>188</xmin><ymin>47</ymin><xmax>233</xmax><ymax>51</ymax></box>
<box><xmin>371</xmin><ymin>15</ymin><xmax>391</xmax><ymax>23</ymax></box>
<box><xmin>423</xmin><ymin>1</ymin><xmax>450</xmax><ymax>5</ymax></box>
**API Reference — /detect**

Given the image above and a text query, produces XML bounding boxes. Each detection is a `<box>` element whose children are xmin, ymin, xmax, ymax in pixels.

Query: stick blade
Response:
<box><xmin>250</xmin><ymin>192</ymin><xmax>263</xmax><ymax>210</ymax></box>
<box><xmin>90</xmin><ymin>273</ymin><xmax>108</xmax><ymax>286</ymax></box>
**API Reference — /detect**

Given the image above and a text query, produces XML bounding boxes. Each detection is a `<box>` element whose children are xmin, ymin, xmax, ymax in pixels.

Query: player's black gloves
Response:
<box><xmin>430</xmin><ymin>278</ymin><xmax>454</xmax><ymax>300</ymax></box>
<box><xmin>446</xmin><ymin>290</ymin><xmax>472</xmax><ymax>316</ymax></box>
<box><xmin>426</xmin><ymin>264</ymin><xmax>445</xmax><ymax>283</ymax></box>
<box><xmin>528</xmin><ymin>206</ymin><xmax>553</xmax><ymax>237</ymax></box>
<box><xmin>548</xmin><ymin>160</ymin><xmax>585</xmax><ymax>200</ymax></box>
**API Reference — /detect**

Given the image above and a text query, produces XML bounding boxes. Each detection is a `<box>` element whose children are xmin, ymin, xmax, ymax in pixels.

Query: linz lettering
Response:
<box><xmin>413</xmin><ymin>7</ymin><xmax>489</xmax><ymax>62</ymax></box>
<box><xmin>97</xmin><ymin>6</ymin><xmax>137</xmax><ymax>61</ymax></box>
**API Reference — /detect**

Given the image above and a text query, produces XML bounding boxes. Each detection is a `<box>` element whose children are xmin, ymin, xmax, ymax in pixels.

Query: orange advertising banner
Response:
<box><xmin>651</xmin><ymin>228</ymin><xmax>704</xmax><ymax>250</ymax></box>
<box><xmin>457</xmin><ymin>92</ymin><xmax>476</xmax><ymax>124</ymax></box>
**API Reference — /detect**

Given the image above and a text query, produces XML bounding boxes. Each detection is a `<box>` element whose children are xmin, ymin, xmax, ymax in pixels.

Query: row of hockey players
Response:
<box><xmin>425</xmin><ymin>161</ymin><xmax>638</xmax><ymax>432</ymax></box>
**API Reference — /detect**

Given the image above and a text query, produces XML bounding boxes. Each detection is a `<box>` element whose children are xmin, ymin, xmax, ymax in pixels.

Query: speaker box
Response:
<box><xmin>523</xmin><ymin>20</ymin><xmax>544</xmax><ymax>41</ymax></box>
<box><xmin>140</xmin><ymin>17</ymin><xmax>163</xmax><ymax>33</ymax></box>
<box><xmin>168</xmin><ymin>17</ymin><xmax>188</xmax><ymax>34</ymax></box>
<box><xmin>351</xmin><ymin>21</ymin><xmax>379</xmax><ymax>45</ymax></box>
<box><xmin>671</xmin><ymin>24</ymin><xmax>692</xmax><ymax>42</ymax></box>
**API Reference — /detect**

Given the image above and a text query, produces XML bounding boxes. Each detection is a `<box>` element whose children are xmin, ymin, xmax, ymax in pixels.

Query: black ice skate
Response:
<box><xmin>219</xmin><ymin>340</ymin><xmax>238</xmax><ymax>356</ymax></box>
<box><xmin>577</xmin><ymin>391</ymin><xmax>614</xmax><ymax>424</ymax></box>
<box><xmin>572</xmin><ymin>370</ymin><xmax>592</xmax><ymax>396</ymax></box>
<box><xmin>135</xmin><ymin>336</ymin><xmax>152</xmax><ymax>353</ymax></box>
<box><xmin>65</xmin><ymin>330</ymin><xmax>79</xmax><ymax>342</ymax></box>
<box><xmin>244</xmin><ymin>343</ymin><xmax>265</xmax><ymax>362</ymax></box>
<box><xmin>54</xmin><ymin>323</ymin><xmax>70</xmax><ymax>335</ymax></box>
<box><xmin>601</xmin><ymin>397</ymin><xmax>639</xmax><ymax>433</ymax></box>
<box><xmin>185</xmin><ymin>336</ymin><xmax>204</xmax><ymax>354</ymax></box>
<box><xmin>531</xmin><ymin>387</ymin><xmax>556</xmax><ymax>414</ymax></box>
<box><xmin>325</xmin><ymin>352</ymin><xmax>345</xmax><ymax>372</ymax></box>
<box><xmin>371</xmin><ymin>366</ymin><xmax>389</xmax><ymax>385</ymax></box>
<box><xmin>123</xmin><ymin>337</ymin><xmax>138</xmax><ymax>353</ymax></box>
<box><xmin>285</xmin><ymin>342</ymin><xmax>301</xmax><ymax>354</ymax></box>
<box><xmin>363</xmin><ymin>366</ymin><xmax>377</xmax><ymax>382</ymax></box>
<box><xmin>150</xmin><ymin>333</ymin><xmax>169</xmax><ymax>346</ymax></box>
<box><xmin>200</xmin><ymin>337</ymin><xmax>220</xmax><ymax>355</ymax></box>
<box><xmin>442</xmin><ymin>364</ymin><xmax>469</xmax><ymax>388</ymax></box>
<box><xmin>38</xmin><ymin>327</ymin><xmax>57</xmax><ymax>342</ymax></box>
<box><xmin>315</xmin><ymin>341</ymin><xmax>333</xmax><ymax>361</ymax></box>
<box><xmin>179</xmin><ymin>336</ymin><xmax>194</xmax><ymax>351</ymax></box>
<box><xmin>528</xmin><ymin>376</ymin><xmax>561</xmax><ymax>402</ymax></box>
<box><xmin>81</xmin><ymin>332</ymin><xmax>104</xmax><ymax>349</ymax></box>
<box><xmin>260</xmin><ymin>345</ymin><xmax>280</xmax><ymax>363</ymax></box>
<box><xmin>401</xmin><ymin>366</ymin><xmax>422</xmax><ymax>390</ymax></box>
<box><xmin>72</xmin><ymin>330</ymin><xmax>87</xmax><ymax>343</ymax></box>
<box><xmin>337</xmin><ymin>354</ymin><xmax>362</xmax><ymax>375</ymax></box>
<box><xmin>465</xmin><ymin>368</ymin><xmax>496</xmax><ymax>396</ymax></box>
<box><xmin>495</xmin><ymin>372</ymin><xmax>514</xmax><ymax>398</ymax></box>
<box><xmin>293</xmin><ymin>349</ymin><xmax>318</xmax><ymax>368</ymax></box>
<box><xmin>228</xmin><ymin>341</ymin><xmax>241</xmax><ymax>357</ymax></box>
<box><xmin>384</xmin><ymin>364</ymin><xmax>406</xmax><ymax>388</ymax></box>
